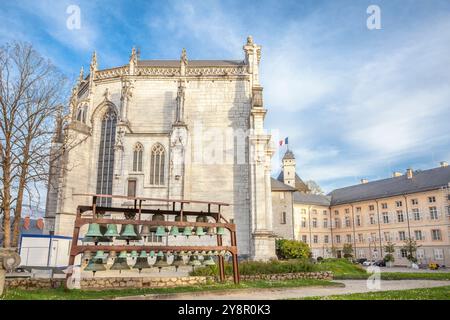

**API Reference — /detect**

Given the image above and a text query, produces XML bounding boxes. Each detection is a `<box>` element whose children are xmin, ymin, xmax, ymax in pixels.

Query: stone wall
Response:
<box><xmin>5</xmin><ymin>276</ymin><xmax>214</xmax><ymax>290</ymax></box>
<box><xmin>5</xmin><ymin>272</ymin><xmax>333</xmax><ymax>291</ymax></box>
<box><xmin>227</xmin><ymin>271</ymin><xmax>333</xmax><ymax>282</ymax></box>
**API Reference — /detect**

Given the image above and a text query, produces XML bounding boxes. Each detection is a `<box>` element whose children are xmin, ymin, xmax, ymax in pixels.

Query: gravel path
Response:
<box><xmin>115</xmin><ymin>279</ymin><xmax>450</xmax><ymax>300</ymax></box>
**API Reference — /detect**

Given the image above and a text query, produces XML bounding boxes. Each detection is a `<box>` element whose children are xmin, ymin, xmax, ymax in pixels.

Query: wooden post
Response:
<box><xmin>217</xmin><ymin>234</ymin><xmax>225</xmax><ymax>282</ymax></box>
<box><xmin>65</xmin><ymin>208</ymin><xmax>82</xmax><ymax>289</ymax></box>
<box><xmin>230</xmin><ymin>231</ymin><xmax>240</xmax><ymax>284</ymax></box>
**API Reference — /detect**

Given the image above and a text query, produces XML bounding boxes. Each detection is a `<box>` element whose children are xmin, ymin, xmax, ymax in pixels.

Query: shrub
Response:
<box><xmin>343</xmin><ymin>244</ymin><xmax>353</xmax><ymax>259</ymax></box>
<box><xmin>316</xmin><ymin>256</ymin><xmax>323</xmax><ymax>263</ymax></box>
<box><xmin>384</xmin><ymin>254</ymin><xmax>395</xmax><ymax>263</ymax></box>
<box><xmin>190</xmin><ymin>259</ymin><xmax>315</xmax><ymax>277</ymax></box>
<box><xmin>276</xmin><ymin>239</ymin><xmax>311</xmax><ymax>260</ymax></box>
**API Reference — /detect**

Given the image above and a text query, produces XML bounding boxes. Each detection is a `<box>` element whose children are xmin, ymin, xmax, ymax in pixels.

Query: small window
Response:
<box><xmin>431</xmin><ymin>229</ymin><xmax>442</xmax><ymax>241</ymax></box>
<box><xmin>383</xmin><ymin>212</ymin><xmax>389</xmax><ymax>224</ymax></box>
<box><xmin>369</xmin><ymin>205</ymin><xmax>375</xmax><ymax>211</ymax></box>
<box><xmin>384</xmin><ymin>232</ymin><xmax>390</xmax><ymax>241</ymax></box>
<box><xmin>346</xmin><ymin>234</ymin><xmax>352</xmax><ymax>243</ymax></box>
<box><xmin>301</xmin><ymin>235</ymin><xmax>307</xmax><ymax>243</ymax></box>
<box><xmin>312</xmin><ymin>209</ymin><xmax>317</xmax><ymax>214</ymax></box>
<box><xmin>345</xmin><ymin>216</ymin><xmax>351</xmax><ymax>227</ymax></box>
<box><xmin>414</xmin><ymin>230</ymin><xmax>423</xmax><ymax>241</ymax></box>
<box><xmin>336</xmin><ymin>235</ymin><xmax>341</xmax><ymax>243</ymax></box>
<box><xmin>396</xmin><ymin>201</ymin><xmax>403</xmax><ymax>207</ymax></box>
<box><xmin>434</xmin><ymin>249</ymin><xmax>444</xmax><ymax>260</ymax></box>
<box><xmin>281</xmin><ymin>212</ymin><xmax>287</xmax><ymax>224</ymax></box>
<box><xmin>312</xmin><ymin>218</ymin><xmax>317</xmax><ymax>228</ymax></box>
<box><xmin>324</xmin><ymin>235</ymin><xmax>329</xmax><ymax>243</ymax></box>
<box><xmin>301</xmin><ymin>217</ymin><xmax>307</xmax><ymax>228</ymax></box>
<box><xmin>412</xmin><ymin>208</ymin><xmax>420</xmax><ymax>221</ymax></box>
<box><xmin>400</xmin><ymin>249</ymin><xmax>408</xmax><ymax>258</ymax></box>
<box><xmin>279</xmin><ymin>192</ymin><xmax>285</xmax><ymax>200</ymax></box>
<box><xmin>397</xmin><ymin>210</ymin><xmax>404</xmax><ymax>222</ymax></box>
<box><xmin>399</xmin><ymin>231</ymin><xmax>406</xmax><ymax>241</ymax></box>
<box><xmin>411</xmin><ymin>199</ymin><xmax>418</xmax><ymax>205</ymax></box>
<box><xmin>323</xmin><ymin>218</ymin><xmax>328</xmax><ymax>228</ymax></box>
<box><xmin>334</xmin><ymin>210</ymin><xmax>339</xmax><ymax>215</ymax></box>
<box><xmin>381</xmin><ymin>203</ymin><xmax>388</xmax><ymax>209</ymax></box>
<box><xmin>345</xmin><ymin>208</ymin><xmax>350</xmax><ymax>214</ymax></box>
<box><xmin>428</xmin><ymin>196</ymin><xmax>436</xmax><ymax>203</ymax></box>
<box><xmin>358</xmin><ymin>234</ymin><xmax>364</xmax><ymax>242</ymax></box>
<box><xmin>429</xmin><ymin>207</ymin><xmax>438</xmax><ymax>220</ymax></box>
<box><xmin>369</xmin><ymin>215</ymin><xmax>375</xmax><ymax>225</ymax></box>
<box><xmin>323</xmin><ymin>210</ymin><xmax>328</xmax><ymax>215</ymax></box>
<box><xmin>313</xmin><ymin>235</ymin><xmax>318</xmax><ymax>244</ymax></box>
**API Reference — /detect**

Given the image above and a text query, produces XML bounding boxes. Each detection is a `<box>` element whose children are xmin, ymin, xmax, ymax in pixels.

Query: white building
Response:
<box><xmin>44</xmin><ymin>37</ymin><xmax>276</xmax><ymax>264</ymax></box>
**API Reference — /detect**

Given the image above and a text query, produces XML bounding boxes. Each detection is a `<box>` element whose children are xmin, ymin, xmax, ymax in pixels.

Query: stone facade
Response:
<box><xmin>45</xmin><ymin>37</ymin><xmax>276</xmax><ymax>262</ymax></box>
<box><xmin>279</xmin><ymin>150</ymin><xmax>450</xmax><ymax>266</ymax></box>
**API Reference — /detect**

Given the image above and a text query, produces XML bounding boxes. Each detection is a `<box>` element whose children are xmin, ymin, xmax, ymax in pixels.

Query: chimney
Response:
<box><xmin>440</xmin><ymin>161</ymin><xmax>448</xmax><ymax>168</ymax></box>
<box><xmin>406</xmin><ymin>168</ymin><xmax>413</xmax><ymax>179</ymax></box>
<box><xmin>360</xmin><ymin>178</ymin><xmax>368</xmax><ymax>184</ymax></box>
<box><xmin>392</xmin><ymin>171</ymin><xmax>402</xmax><ymax>177</ymax></box>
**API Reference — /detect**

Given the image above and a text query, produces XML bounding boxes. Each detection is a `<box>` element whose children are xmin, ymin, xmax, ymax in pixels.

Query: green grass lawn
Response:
<box><xmin>301</xmin><ymin>285</ymin><xmax>450</xmax><ymax>300</ymax></box>
<box><xmin>1</xmin><ymin>278</ymin><xmax>341</xmax><ymax>300</ymax></box>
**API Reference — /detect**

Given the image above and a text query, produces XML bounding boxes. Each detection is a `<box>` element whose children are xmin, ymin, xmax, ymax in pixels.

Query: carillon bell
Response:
<box><xmin>150</xmin><ymin>213</ymin><xmax>168</xmax><ymax>232</ymax></box>
<box><xmin>155</xmin><ymin>226</ymin><xmax>166</xmax><ymax>237</ymax></box>
<box><xmin>172</xmin><ymin>253</ymin><xmax>186</xmax><ymax>271</ymax></box>
<box><xmin>195</xmin><ymin>216</ymin><xmax>207</xmax><ymax>237</ymax></box>
<box><xmin>149</xmin><ymin>250</ymin><xmax>155</xmax><ymax>258</ymax></box>
<box><xmin>206</xmin><ymin>227</ymin><xmax>215</xmax><ymax>237</ymax></box>
<box><xmin>93</xmin><ymin>250</ymin><xmax>107</xmax><ymax>260</ymax></box>
<box><xmin>174</xmin><ymin>214</ymin><xmax>187</xmax><ymax>233</ymax></box>
<box><xmin>117</xmin><ymin>224</ymin><xmax>139</xmax><ymax>244</ymax></box>
<box><xmin>183</xmin><ymin>226</ymin><xmax>193</xmax><ymax>237</ymax></box>
<box><xmin>104</xmin><ymin>224</ymin><xmax>120</xmax><ymax>237</ymax></box>
<box><xmin>84</xmin><ymin>258</ymin><xmax>106</xmax><ymax>276</ymax></box>
<box><xmin>81</xmin><ymin>250</ymin><xmax>92</xmax><ymax>262</ymax></box>
<box><xmin>85</xmin><ymin>223</ymin><xmax>103</xmax><ymax>237</ymax></box>
<box><xmin>169</xmin><ymin>225</ymin><xmax>180</xmax><ymax>237</ymax></box>
<box><xmin>130</xmin><ymin>250</ymin><xmax>139</xmax><ymax>259</ymax></box>
<box><xmin>133</xmin><ymin>251</ymin><xmax>151</xmax><ymax>273</ymax></box>
<box><xmin>110</xmin><ymin>253</ymin><xmax>130</xmax><ymax>273</ymax></box>
<box><xmin>140</xmin><ymin>225</ymin><xmax>152</xmax><ymax>240</ymax></box>
<box><xmin>188</xmin><ymin>254</ymin><xmax>202</xmax><ymax>268</ymax></box>
<box><xmin>216</xmin><ymin>226</ymin><xmax>225</xmax><ymax>236</ymax></box>
<box><xmin>154</xmin><ymin>251</ymin><xmax>170</xmax><ymax>272</ymax></box>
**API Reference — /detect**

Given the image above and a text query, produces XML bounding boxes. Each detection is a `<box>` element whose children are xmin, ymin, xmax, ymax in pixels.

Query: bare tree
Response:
<box><xmin>305</xmin><ymin>180</ymin><xmax>324</xmax><ymax>195</ymax></box>
<box><xmin>0</xmin><ymin>42</ymin><xmax>67</xmax><ymax>248</ymax></box>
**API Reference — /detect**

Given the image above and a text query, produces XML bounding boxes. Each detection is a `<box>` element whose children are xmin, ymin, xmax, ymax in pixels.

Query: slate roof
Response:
<box><xmin>329</xmin><ymin>166</ymin><xmax>450</xmax><ymax>205</ymax></box>
<box><xmin>137</xmin><ymin>60</ymin><xmax>245</xmax><ymax>67</ymax></box>
<box><xmin>293</xmin><ymin>192</ymin><xmax>331</xmax><ymax>206</ymax></box>
<box><xmin>271</xmin><ymin>178</ymin><xmax>297</xmax><ymax>191</ymax></box>
<box><xmin>277</xmin><ymin>171</ymin><xmax>310</xmax><ymax>193</ymax></box>
<box><xmin>283</xmin><ymin>150</ymin><xmax>295</xmax><ymax>160</ymax></box>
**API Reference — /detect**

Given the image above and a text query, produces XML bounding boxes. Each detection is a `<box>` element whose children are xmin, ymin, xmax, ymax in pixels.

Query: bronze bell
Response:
<box><xmin>133</xmin><ymin>257</ymin><xmax>151</xmax><ymax>273</ymax></box>
<box><xmin>140</xmin><ymin>225</ymin><xmax>152</xmax><ymax>241</ymax></box>
<box><xmin>84</xmin><ymin>258</ymin><xmax>106</xmax><ymax>276</ymax></box>
<box><xmin>174</xmin><ymin>214</ymin><xmax>187</xmax><ymax>233</ymax></box>
<box><xmin>172</xmin><ymin>253</ymin><xmax>186</xmax><ymax>271</ymax></box>
<box><xmin>154</xmin><ymin>251</ymin><xmax>170</xmax><ymax>272</ymax></box>
<box><xmin>110</xmin><ymin>256</ymin><xmax>130</xmax><ymax>273</ymax></box>
<box><xmin>150</xmin><ymin>213</ymin><xmax>168</xmax><ymax>233</ymax></box>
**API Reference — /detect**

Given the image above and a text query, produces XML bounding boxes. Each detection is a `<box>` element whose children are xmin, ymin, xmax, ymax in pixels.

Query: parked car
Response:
<box><xmin>356</xmin><ymin>258</ymin><xmax>367</xmax><ymax>264</ymax></box>
<box><xmin>362</xmin><ymin>260</ymin><xmax>374</xmax><ymax>266</ymax></box>
<box><xmin>373</xmin><ymin>260</ymin><xmax>386</xmax><ymax>267</ymax></box>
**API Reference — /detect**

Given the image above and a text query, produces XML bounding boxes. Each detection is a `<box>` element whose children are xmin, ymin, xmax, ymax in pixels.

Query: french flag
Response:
<box><xmin>279</xmin><ymin>137</ymin><xmax>288</xmax><ymax>146</ymax></box>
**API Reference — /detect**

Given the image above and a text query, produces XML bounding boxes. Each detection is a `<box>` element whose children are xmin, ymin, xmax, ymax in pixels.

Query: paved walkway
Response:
<box><xmin>115</xmin><ymin>280</ymin><xmax>450</xmax><ymax>300</ymax></box>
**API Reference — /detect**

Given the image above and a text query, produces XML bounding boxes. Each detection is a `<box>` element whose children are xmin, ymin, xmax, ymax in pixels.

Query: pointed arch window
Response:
<box><xmin>76</xmin><ymin>105</ymin><xmax>87</xmax><ymax>123</ymax></box>
<box><xmin>150</xmin><ymin>143</ymin><xmax>165</xmax><ymax>185</ymax></box>
<box><xmin>132</xmin><ymin>143</ymin><xmax>143</xmax><ymax>172</ymax></box>
<box><xmin>96</xmin><ymin>107</ymin><xmax>117</xmax><ymax>206</ymax></box>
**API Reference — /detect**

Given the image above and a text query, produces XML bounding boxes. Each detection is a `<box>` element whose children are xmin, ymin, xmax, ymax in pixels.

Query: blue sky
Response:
<box><xmin>1</xmin><ymin>0</ymin><xmax>450</xmax><ymax>194</ymax></box>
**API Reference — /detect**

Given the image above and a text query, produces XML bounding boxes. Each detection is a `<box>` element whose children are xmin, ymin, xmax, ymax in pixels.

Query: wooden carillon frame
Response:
<box><xmin>66</xmin><ymin>194</ymin><xmax>240</xmax><ymax>286</ymax></box>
